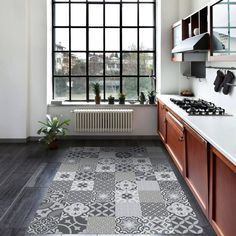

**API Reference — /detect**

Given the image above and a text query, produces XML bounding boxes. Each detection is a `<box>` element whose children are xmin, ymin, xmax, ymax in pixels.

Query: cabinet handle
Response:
<box><xmin>162</xmin><ymin>104</ymin><xmax>165</xmax><ymax>109</ymax></box>
<box><xmin>179</xmin><ymin>136</ymin><xmax>184</xmax><ymax>142</ymax></box>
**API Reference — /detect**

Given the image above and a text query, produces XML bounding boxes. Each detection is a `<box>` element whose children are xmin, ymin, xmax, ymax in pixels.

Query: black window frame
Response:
<box><xmin>52</xmin><ymin>0</ymin><xmax>156</xmax><ymax>102</ymax></box>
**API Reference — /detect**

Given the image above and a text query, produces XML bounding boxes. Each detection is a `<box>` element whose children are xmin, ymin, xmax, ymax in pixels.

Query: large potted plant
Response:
<box><xmin>92</xmin><ymin>82</ymin><xmax>101</xmax><ymax>104</ymax></box>
<box><xmin>37</xmin><ymin>115</ymin><xmax>70</xmax><ymax>149</ymax></box>
<box><xmin>139</xmin><ymin>92</ymin><xmax>146</xmax><ymax>104</ymax></box>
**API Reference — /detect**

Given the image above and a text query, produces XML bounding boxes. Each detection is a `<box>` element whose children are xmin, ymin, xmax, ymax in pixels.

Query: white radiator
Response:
<box><xmin>73</xmin><ymin>109</ymin><xmax>133</xmax><ymax>133</ymax></box>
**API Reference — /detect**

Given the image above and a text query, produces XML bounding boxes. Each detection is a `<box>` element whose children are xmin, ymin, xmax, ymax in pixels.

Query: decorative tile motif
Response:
<box><xmin>93</xmin><ymin>191</ymin><xmax>115</xmax><ymax>203</ymax></box>
<box><xmin>167</xmin><ymin>202</ymin><xmax>193</xmax><ymax>217</ymax></box>
<box><xmin>141</xmin><ymin>202</ymin><xmax>169</xmax><ymax>217</ymax></box>
<box><xmin>53</xmin><ymin>172</ymin><xmax>76</xmax><ymax>182</ymax></box>
<box><xmin>74</xmin><ymin>171</ymin><xmax>95</xmax><ymax>181</ymax></box>
<box><xmin>116</xmin><ymin>180</ymin><xmax>137</xmax><ymax>191</ymax></box>
<box><xmin>70</xmin><ymin>180</ymin><xmax>94</xmax><ymax>191</ymax></box>
<box><xmin>28</xmin><ymin>145</ymin><xmax>204</xmax><ymax>235</ymax></box>
<box><xmin>96</xmin><ymin>164</ymin><xmax>116</xmax><ymax>172</ymax></box>
<box><xmin>155</xmin><ymin>171</ymin><xmax>177</xmax><ymax>181</ymax></box>
<box><xmin>115</xmin><ymin>216</ymin><xmax>147</xmax><ymax>234</ymax></box>
<box><xmin>88</xmin><ymin>202</ymin><xmax>115</xmax><ymax>216</ymax></box>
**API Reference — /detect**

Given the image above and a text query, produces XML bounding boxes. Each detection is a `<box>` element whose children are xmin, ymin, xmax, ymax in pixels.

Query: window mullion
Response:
<box><xmin>120</xmin><ymin>2</ymin><xmax>123</xmax><ymax>94</ymax></box>
<box><xmin>69</xmin><ymin>2</ymin><xmax>72</xmax><ymax>101</ymax></box>
<box><xmin>103</xmin><ymin>1</ymin><xmax>106</xmax><ymax>100</ymax></box>
<box><xmin>86</xmin><ymin>1</ymin><xmax>89</xmax><ymax>101</ymax></box>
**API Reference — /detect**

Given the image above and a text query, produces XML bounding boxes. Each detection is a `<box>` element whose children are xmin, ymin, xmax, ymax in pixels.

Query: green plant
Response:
<box><xmin>37</xmin><ymin>115</ymin><xmax>70</xmax><ymax>145</ymax></box>
<box><xmin>148</xmin><ymin>90</ymin><xmax>156</xmax><ymax>98</ymax></box>
<box><xmin>119</xmin><ymin>93</ymin><xmax>126</xmax><ymax>99</ymax></box>
<box><xmin>139</xmin><ymin>92</ymin><xmax>146</xmax><ymax>103</ymax></box>
<box><xmin>92</xmin><ymin>82</ymin><xmax>101</xmax><ymax>97</ymax></box>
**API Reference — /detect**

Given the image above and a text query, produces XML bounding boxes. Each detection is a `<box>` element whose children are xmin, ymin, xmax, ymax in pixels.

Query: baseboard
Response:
<box><xmin>0</xmin><ymin>138</ymin><xmax>28</xmax><ymax>143</ymax></box>
<box><xmin>30</xmin><ymin>135</ymin><xmax>160</xmax><ymax>141</ymax></box>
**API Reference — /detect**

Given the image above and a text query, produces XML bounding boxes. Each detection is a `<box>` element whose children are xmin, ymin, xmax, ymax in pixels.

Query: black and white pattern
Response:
<box><xmin>28</xmin><ymin>146</ymin><xmax>204</xmax><ymax>234</ymax></box>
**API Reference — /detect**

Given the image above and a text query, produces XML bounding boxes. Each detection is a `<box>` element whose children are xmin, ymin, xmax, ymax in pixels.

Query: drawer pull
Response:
<box><xmin>179</xmin><ymin>136</ymin><xmax>184</xmax><ymax>142</ymax></box>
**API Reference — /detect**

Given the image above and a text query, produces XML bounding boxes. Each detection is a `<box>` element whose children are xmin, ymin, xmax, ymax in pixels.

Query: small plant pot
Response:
<box><xmin>48</xmin><ymin>140</ymin><xmax>59</xmax><ymax>150</ymax></box>
<box><xmin>140</xmin><ymin>100</ymin><xmax>145</xmax><ymax>105</ymax></box>
<box><xmin>149</xmin><ymin>96</ymin><xmax>155</xmax><ymax>104</ymax></box>
<box><xmin>95</xmin><ymin>96</ymin><xmax>101</xmax><ymax>104</ymax></box>
<box><xmin>119</xmin><ymin>98</ymin><xmax>125</xmax><ymax>104</ymax></box>
<box><xmin>108</xmin><ymin>98</ymin><xmax>115</xmax><ymax>104</ymax></box>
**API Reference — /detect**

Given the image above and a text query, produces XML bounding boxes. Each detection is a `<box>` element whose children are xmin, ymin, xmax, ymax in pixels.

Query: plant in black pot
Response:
<box><xmin>37</xmin><ymin>115</ymin><xmax>70</xmax><ymax>149</ymax></box>
<box><xmin>118</xmin><ymin>93</ymin><xmax>126</xmax><ymax>104</ymax></box>
<box><xmin>148</xmin><ymin>90</ymin><xmax>156</xmax><ymax>104</ymax></box>
<box><xmin>92</xmin><ymin>82</ymin><xmax>101</xmax><ymax>104</ymax></box>
<box><xmin>139</xmin><ymin>92</ymin><xmax>146</xmax><ymax>104</ymax></box>
<box><xmin>108</xmin><ymin>95</ymin><xmax>115</xmax><ymax>104</ymax></box>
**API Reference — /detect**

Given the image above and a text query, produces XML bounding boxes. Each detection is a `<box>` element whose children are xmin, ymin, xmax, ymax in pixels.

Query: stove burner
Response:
<box><xmin>170</xmin><ymin>98</ymin><xmax>227</xmax><ymax>116</ymax></box>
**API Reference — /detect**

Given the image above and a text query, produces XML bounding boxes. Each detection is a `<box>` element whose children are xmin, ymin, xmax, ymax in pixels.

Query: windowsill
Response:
<box><xmin>48</xmin><ymin>101</ymin><xmax>156</xmax><ymax>107</ymax></box>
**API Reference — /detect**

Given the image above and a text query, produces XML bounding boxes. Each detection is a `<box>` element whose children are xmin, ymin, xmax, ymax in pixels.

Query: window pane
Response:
<box><xmin>230</xmin><ymin>29</ymin><xmax>236</xmax><ymax>51</ymax></box>
<box><xmin>140</xmin><ymin>53</ymin><xmax>154</xmax><ymax>75</ymax></box>
<box><xmin>71</xmin><ymin>29</ymin><xmax>86</xmax><ymax>51</ymax></box>
<box><xmin>106</xmin><ymin>29</ymin><xmax>120</xmax><ymax>50</ymax></box>
<box><xmin>71</xmin><ymin>53</ymin><xmax>86</xmax><ymax>75</ymax></box>
<box><xmin>89</xmin><ymin>4</ymin><xmax>103</xmax><ymax>26</ymax></box>
<box><xmin>105</xmin><ymin>4</ymin><xmax>120</xmax><ymax>26</ymax></box>
<box><xmin>71</xmin><ymin>77</ymin><xmax>86</xmax><ymax>100</ymax></box>
<box><xmin>55</xmin><ymin>4</ymin><xmax>69</xmax><ymax>26</ymax></box>
<box><xmin>71</xmin><ymin>4</ymin><xmax>86</xmax><ymax>26</ymax></box>
<box><xmin>54</xmin><ymin>52</ymin><xmax>69</xmax><ymax>75</ymax></box>
<box><xmin>105</xmin><ymin>53</ymin><xmax>120</xmax><ymax>75</ymax></box>
<box><xmin>89</xmin><ymin>53</ymin><xmax>103</xmax><ymax>75</ymax></box>
<box><xmin>122</xmin><ymin>29</ymin><xmax>137</xmax><ymax>50</ymax></box>
<box><xmin>89</xmin><ymin>78</ymin><xmax>104</xmax><ymax>100</ymax></box>
<box><xmin>213</xmin><ymin>4</ymin><xmax>228</xmax><ymax>27</ymax></box>
<box><xmin>105</xmin><ymin>77</ymin><xmax>120</xmax><ymax>98</ymax></box>
<box><xmin>230</xmin><ymin>5</ymin><xmax>236</xmax><ymax>26</ymax></box>
<box><xmin>54</xmin><ymin>77</ymin><xmax>69</xmax><ymax>100</ymax></box>
<box><xmin>140</xmin><ymin>28</ymin><xmax>154</xmax><ymax>50</ymax></box>
<box><xmin>55</xmin><ymin>29</ymin><xmax>69</xmax><ymax>51</ymax></box>
<box><xmin>123</xmin><ymin>53</ymin><xmax>137</xmax><ymax>75</ymax></box>
<box><xmin>122</xmin><ymin>4</ymin><xmax>137</xmax><ymax>26</ymax></box>
<box><xmin>123</xmin><ymin>77</ymin><xmax>138</xmax><ymax>100</ymax></box>
<box><xmin>139</xmin><ymin>4</ymin><xmax>154</xmax><ymax>26</ymax></box>
<box><xmin>89</xmin><ymin>29</ymin><xmax>103</xmax><ymax>50</ymax></box>
<box><xmin>140</xmin><ymin>77</ymin><xmax>153</xmax><ymax>95</ymax></box>
<box><xmin>213</xmin><ymin>29</ymin><xmax>229</xmax><ymax>52</ymax></box>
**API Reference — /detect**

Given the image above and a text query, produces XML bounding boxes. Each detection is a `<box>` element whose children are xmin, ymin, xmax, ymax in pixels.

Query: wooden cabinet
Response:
<box><xmin>209</xmin><ymin>147</ymin><xmax>236</xmax><ymax>236</ymax></box>
<box><xmin>209</xmin><ymin>0</ymin><xmax>236</xmax><ymax>61</ymax></box>
<box><xmin>165</xmin><ymin>111</ymin><xmax>185</xmax><ymax>175</ymax></box>
<box><xmin>185</xmin><ymin>124</ymin><xmax>209</xmax><ymax>217</ymax></box>
<box><xmin>157</xmin><ymin>101</ymin><xmax>166</xmax><ymax>142</ymax></box>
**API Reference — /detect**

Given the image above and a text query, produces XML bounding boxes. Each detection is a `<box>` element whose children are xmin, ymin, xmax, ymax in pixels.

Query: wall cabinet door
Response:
<box><xmin>185</xmin><ymin>124</ymin><xmax>208</xmax><ymax>217</ymax></box>
<box><xmin>165</xmin><ymin>111</ymin><xmax>185</xmax><ymax>175</ymax></box>
<box><xmin>158</xmin><ymin>101</ymin><xmax>166</xmax><ymax>142</ymax></box>
<box><xmin>209</xmin><ymin>147</ymin><xmax>236</xmax><ymax>236</ymax></box>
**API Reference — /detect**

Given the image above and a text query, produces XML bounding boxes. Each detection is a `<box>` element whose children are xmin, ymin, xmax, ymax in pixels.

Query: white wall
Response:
<box><xmin>0</xmin><ymin>0</ymin><xmax>29</xmax><ymax>139</ymax></box>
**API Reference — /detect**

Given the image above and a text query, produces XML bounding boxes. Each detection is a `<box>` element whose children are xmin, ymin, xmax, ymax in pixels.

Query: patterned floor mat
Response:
<box><xmin>27</xmin><ymin>146</ymin><xmax>203</xmax><ymax>235</ymax></box>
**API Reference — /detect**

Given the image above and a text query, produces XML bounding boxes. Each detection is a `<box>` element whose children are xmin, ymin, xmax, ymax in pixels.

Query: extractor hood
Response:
<box><xmin>172</xmin><ymin>33</ymin><xmax>209</xmax><ymax>53</ymax></box>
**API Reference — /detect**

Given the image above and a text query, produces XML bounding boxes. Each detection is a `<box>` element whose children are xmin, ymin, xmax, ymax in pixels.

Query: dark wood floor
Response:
<box><xmin>0</xmin><ymin>140</ymin><xmax>216</xmax><ymax>236</ymax></box>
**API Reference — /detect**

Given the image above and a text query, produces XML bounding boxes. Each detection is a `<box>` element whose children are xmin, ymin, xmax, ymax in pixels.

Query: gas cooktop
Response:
<box><xmin>170</xmin><ymin>98</ymin><xmax>229</xmax><ymax>116</ymax></box>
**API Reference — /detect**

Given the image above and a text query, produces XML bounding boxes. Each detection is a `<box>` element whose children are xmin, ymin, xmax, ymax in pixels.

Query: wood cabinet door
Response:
<box><xmin>165</xmin><ymin>111</ymin><xmax>185</xmax><ymax>175</ymax></box>
<box><xmin>158</xmin><ymin>101</ymin><xmax>166</xmax><ymax>142</ymax></box>
<box><xmin>185</xmin><ymin>124</ymin><xmax>208</xmax><ymax>217</ymax></box>
<box><xmin>209</xmin><ymin>147</ymin><xmax>236</xmax><ymax>236</ymax></box>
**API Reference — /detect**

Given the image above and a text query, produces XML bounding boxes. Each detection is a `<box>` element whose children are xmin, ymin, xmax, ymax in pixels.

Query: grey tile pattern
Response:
<box><xmin>27</xmin><ymin>146</ymin><xmax>203</xmax><ymax>234</ymax></box>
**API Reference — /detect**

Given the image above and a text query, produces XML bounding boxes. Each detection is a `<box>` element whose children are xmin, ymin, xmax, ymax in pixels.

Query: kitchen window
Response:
<box><xmin>52</xmin><ymin>0</ymin><xmax>156</xmax><ymax>101</ymax></box>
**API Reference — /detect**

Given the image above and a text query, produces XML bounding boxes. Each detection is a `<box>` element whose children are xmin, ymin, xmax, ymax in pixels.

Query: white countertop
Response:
<box><xmin>158</xmin><ymin>95</ymin><xmax>236</xmax><ymax>166</ymax></box>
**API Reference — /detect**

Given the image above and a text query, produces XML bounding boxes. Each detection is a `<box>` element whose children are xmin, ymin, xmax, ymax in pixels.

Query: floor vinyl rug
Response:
<box><xmin>27</xmin><ymin>146</ymin><xmax>203</xmax><ymax>235</ymax></box>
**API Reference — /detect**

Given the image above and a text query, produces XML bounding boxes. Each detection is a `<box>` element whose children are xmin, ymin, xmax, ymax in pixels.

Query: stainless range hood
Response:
<box><xmin>172</xmin><ymin>33</ymin><xmax>209</xmax><ymax>53</ymax></box>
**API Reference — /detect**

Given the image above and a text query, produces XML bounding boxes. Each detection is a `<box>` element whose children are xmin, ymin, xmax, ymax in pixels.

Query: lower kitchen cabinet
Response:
<box><xmin>165</xmin><ymin>111</ymin><xmax>185</xmax><ymax>175</ymax></box>
<box><xmin>185</xmin><ymin>124</ymin><xmax>208</xmax><ymax>217</ymax></box>
<box><xmin>209</xmin><ymin>147</ymin><xmax>236</xmax><ymax>236</ymax></box>
<box><xmin>158</xmin><ymin>100</ymin><xmax>166</xmax><ymax>142</ymax></box>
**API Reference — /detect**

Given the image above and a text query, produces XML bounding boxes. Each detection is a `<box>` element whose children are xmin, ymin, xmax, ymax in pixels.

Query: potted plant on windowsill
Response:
<box><xmin>92</xmin><ymin>82</ymin><xmax>101</xmax><ymax>104</ymax></box>
<box><xmin>108</xmin><ymin>95</ymin><xmax>115</xmax><ymax>104</ymax></box>
<box><xmin>118</xmin><ymin>93</ymin><xmax>126</xmax><ymax>104</ymax></box>
<box><xmin>37</xmin><ymin>115</ymin><xmax>70</xmax><ymax>149</ymax></box>
<box><xmin>139</xmin><ymin>92</ymin><xmax>146</xmax><ymax>104</ymax></box>
<box><xmin>148</xmin><ymin>90</ymin><xmax>156</xmax><ymax>104</ymax></box>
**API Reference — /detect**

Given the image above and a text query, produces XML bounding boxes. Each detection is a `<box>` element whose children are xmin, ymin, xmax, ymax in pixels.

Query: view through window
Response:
<box><xmin>52</xmin><ymin>0</ymin><xmax>156</xmax><ymax>101</ymax></box>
